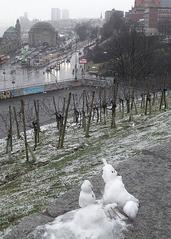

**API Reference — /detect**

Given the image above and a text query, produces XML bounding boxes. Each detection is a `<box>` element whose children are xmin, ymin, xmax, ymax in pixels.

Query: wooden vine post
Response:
<box><xmin>82</xmin><ymin>90</ymin><xmax>86</xmax><ymax>131</ymax></box>
<box><xmin>111</xmin><ymin>77</ymin><xmax>118</xmax><ymax>129</ymax></box>
<box><xmin>13</xmin><ymin>106</ymin><xmax>20</xmax><ymax>139</ymax></box>
<box><xmin>9</xmin><ymin>105</ymin><xmax>13</xmax><ymax>152</ymax></box>
<box><xmin>58</xmin><ymin>93</ymin><xmax>71</xmax><ymax>148</ymax></box>
<box><xmin>21</xmin><ymin>99</ymin><xmax>29</xmax><ymax>161</ymax></box>
<box><xmin>85</xmin><ymin>91</ymin><xmax>95</xmax><ymax>138</ymax></box>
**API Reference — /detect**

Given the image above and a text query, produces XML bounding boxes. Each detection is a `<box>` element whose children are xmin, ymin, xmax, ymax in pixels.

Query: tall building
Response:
<box><xmin>126</xmin><ymin>0</ymin><xmax>171</xmax><ymax>35</ymax></box>
<box><xmin>126</xmin><ymin>0</ymin><xmax>144</xmax><ymax>23</ymax></box>
<box><xmin>61</xmin><ymin>9</ymin><xmax>69</xmax><ymax>19</ymax></box>
<box><xmin>19</xmin><ymin>12</ymin><xmax>31</xmax><ymax>32</ymax></box>
<box><xmin>144</xmin><ymin>0</ymin><xmax>160</xmax><ymax>7</ymax></box>
<box><xmin>24</xmin><ymin>12</ymin><xmax>28</xmax><ymax>19</ymax></box>
<box><xmin>144</xmin><ymin>0</ymin><xmax>171</xmax><ymax>35</ymax></box>
<box><xmin>135</xmin><ymin>0</ymin><xmax>145</xmax><ymax>8</ymax></box>
<box><xmin>105</xmin><ymin>9</ymin><xmax>124</xmax><ymax>22</ymax></box>
<box><xmin>51</xmin><ymin>8</ymin><xmax>61</xmax><ymax>21</ymax></box>
<box><xmin>105</xmin><ymin>10</ymin><xmax>113</xmax><ymax>22</ymax></box>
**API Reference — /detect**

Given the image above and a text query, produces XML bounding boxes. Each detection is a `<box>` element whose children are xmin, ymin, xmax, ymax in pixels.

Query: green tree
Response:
<box><xmin>75</xmin><ymin>22</ymin><xmax>98</xmax><ymax>41</ymax></box>
<box><xmin>101</xmin><ymin>11</ymin><xmax>126</xmax><ymax>40</ymax></box>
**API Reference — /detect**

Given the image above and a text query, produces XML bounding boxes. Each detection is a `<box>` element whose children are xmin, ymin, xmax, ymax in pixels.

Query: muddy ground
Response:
<box><xmin>3</xmin><ymin>140</ymin><xmax>171</xmax><ymax>239</ymax></box>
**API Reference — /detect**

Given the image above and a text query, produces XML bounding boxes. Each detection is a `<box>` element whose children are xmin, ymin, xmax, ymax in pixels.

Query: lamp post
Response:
<box><xmin>12</xmin><ymin>80</ymin><xmax>15</xmax><ymax>90</ymax></box>
<box><xmin>74</xmin><ymin>37</ymin><xmax>79</xmax><ymax>80</ymax></box>
<box><xmin>2</xmin><ymin>69</ymin><xmax>6</xmax><ymax>90</ymax></box>
<box><xmin>103</xmin><ymin>51</ymin><xmax>108</xmax><ymax>63</ymax></box>
<box><xmin>10</xmin><ymin>68</ymin><xmax>16</xmax><ymax>90</ymax></box>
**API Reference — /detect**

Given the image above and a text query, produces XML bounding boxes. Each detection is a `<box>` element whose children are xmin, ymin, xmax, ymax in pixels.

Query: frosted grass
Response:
<box><xmin>0</xmin><ymin>106</ymin><xmax>171</xmax><ymax>234</ymax></box>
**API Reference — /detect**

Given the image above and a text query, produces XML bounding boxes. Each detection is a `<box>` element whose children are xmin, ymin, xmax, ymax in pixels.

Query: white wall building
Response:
<box><xmin>61</xmin><ymin>9</ymin><xmax>69</xmax><ymax>19</ymax></box>
<box><xmin>51</xmin><ymin>8</ymin><xmax>61</xmax><ymax>21</ymax></box>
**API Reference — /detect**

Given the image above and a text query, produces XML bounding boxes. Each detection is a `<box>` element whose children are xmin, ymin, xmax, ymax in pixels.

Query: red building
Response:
<box><xmin>135</xmin><ymin>0</ymin><xmax>145</xmax><ymax>7</ymax></box>
<box><xmin>126</xmin><ymin>0</ymin><xmax>145</xmax><ymax>24</ymax></box>
<box><xmin>126</xmin><ymin>0</ymin><xmax>171</xmax><ymax>35</ymax></box>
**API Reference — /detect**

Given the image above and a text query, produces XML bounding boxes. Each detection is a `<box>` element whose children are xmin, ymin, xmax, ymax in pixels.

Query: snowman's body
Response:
<box><xmin>102</xmin><ymin>161</ymin><xmax>139</xmax><ymax>219</ymax></box>
<box><xmin>40</xmin><ymin>179</ymin><xmax>126</xmax><ymax>239</ymax></box>
<box><xmin>103</xmin><ymin>175</ymin><xmax>138</xmax><ymax>207</ymax></box>
<box><xmin>79</xmin><ymin>180</ymin><xmax>96</xmax><ymax>208</ymax></box>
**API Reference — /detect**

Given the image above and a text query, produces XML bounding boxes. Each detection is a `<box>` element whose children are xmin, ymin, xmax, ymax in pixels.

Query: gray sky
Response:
<box><xmin>0</xmin><ymin>0</ymin><xmax>134</xmax><ymax>25</ymax></box>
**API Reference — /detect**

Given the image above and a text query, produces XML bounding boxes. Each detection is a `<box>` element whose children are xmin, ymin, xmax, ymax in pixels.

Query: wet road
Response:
<box><xmin>0</xmin><ymin>52</ymin><xmax>84</xmax><ymax>91</ymax></box>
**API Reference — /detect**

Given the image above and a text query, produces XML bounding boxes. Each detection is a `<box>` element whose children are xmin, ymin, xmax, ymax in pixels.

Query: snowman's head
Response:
<box><xmin>81</xmin><ymin>180</ymin><xmax>93</xmax><ymax>193</ymax></box>
<box><xmin>102</xmin><ymin>164</ymin><xmax>118</xmax><ymax>183</ymax></box>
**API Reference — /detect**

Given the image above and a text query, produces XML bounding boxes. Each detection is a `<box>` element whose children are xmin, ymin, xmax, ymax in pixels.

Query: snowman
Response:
<box><xmin>40</xmin><ymin>179</ymin><xmax>127</xmax><ymax>239</ymax></box>
<box><xmin>74</xmin><ymin>179</ymin><xmax>124</xmax><ymax>238</ymax></box>
<box><xmin>79</xmin><ymin>180</ymin><xmax>96</xmax><ymax>208</ymax></box>
<box><xmin>102</xmin><ymin>159</ymin><xmax>139</xmax><ymax>219</ymax></box>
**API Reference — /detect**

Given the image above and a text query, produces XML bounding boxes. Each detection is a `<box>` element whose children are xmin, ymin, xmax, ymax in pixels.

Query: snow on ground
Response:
<box><xmin>36</xmin><ymin>205</ymin><xmax>127</xmax><ymax>239</ymax></box>
<box><xmin>0</xmin><ymin>99</ymin><xmax>171</xmax><ymax>235</ymax></box>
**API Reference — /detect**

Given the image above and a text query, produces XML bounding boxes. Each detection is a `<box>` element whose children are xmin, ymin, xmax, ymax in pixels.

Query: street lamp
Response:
<box><xmin>74</xmin><ymin>64</ymin><xmax>78</xmax><ymax>80</ymax></box>
<box><xmin>74</xmin><ymin>36</ymin><xmax>79</xmax><ymax>80</ymax></box>
<box><xmin>10</xmin><ymin>68</ymin><xmax>16</xmax><ymax>90</ymax></box>
<box><xmin>2</xmin><ymin>69</ymin><xmax>6</xmax><ymax>90</ymax></box>
<box><xmin>12</xmin><ymin>80</ymin><xmax>15</xmax><ymax>90</ymax></box>
<box><xmin>103</xmin><ymin>51</ymin><xmax>108</xmax><ymax>62</ymax></box>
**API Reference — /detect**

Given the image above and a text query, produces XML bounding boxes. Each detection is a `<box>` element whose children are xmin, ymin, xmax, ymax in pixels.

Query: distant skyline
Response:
<box><xmin>0</xmin><ymin>0</ymin><xmax>134</xmax><ymax>25</ymax></box>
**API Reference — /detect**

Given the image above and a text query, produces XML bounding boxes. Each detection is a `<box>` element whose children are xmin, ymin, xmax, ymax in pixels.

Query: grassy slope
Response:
<box><xmin>0</xmin><ymin>96</ymin><xmax>171</xmax><ymax>232</ymax></box>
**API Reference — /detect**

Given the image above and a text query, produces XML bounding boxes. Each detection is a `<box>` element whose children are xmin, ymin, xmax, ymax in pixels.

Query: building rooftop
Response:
<box><xmin>29</xmin><ymin>21</ymin><xmax>56</xmax><ymax>33</ymax></box>
<box><xmin>4</xmin><ymin>26</ymin><xmax>17</xmax><ymax>33</ymax></box>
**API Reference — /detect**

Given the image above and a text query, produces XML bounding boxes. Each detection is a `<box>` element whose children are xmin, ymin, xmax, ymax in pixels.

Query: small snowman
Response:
<box><xmin>79</xmin><ymin>180</ymin><xmax>96</xmax><ymax>208</ymax></box>
<box><xmin>75</xmin><ymin>180</ymin><xmax>116</xmax><ymax>238</ymax></box>
<box><xmin>102</xmin><ymin>159</ymin><xmax>139</xmax><ymax>219</ymax></box>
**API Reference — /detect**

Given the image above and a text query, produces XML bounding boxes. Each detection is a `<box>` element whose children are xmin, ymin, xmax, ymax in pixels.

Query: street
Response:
<box><xmin>0</xmin><ymin>39</ymin><xmax>90</xmax><ymax>91</ymax></box>
<box><xmin>0</xmin><ymin>52</ymin><xmax>81</xmax><ymax>91</ymax></box>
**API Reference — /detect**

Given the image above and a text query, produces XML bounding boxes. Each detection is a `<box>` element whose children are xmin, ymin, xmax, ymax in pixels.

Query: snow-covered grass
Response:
<box><xmin>0</xmin><ymin>96</ymin><xmax>171</xmax><ymax>234</ymax></box>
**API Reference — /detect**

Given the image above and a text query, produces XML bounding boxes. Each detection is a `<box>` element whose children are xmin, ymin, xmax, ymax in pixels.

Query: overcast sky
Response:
<box><xmin>0</xmin><ymin>0</ymin><xmax>134</xmax><ymax>25</ymax></box>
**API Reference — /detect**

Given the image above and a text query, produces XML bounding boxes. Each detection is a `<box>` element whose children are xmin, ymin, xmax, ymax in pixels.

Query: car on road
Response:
<box><xmin>66</xmin><ymin>59</ymin><xmax>70</xmax><ymax>63</ymax></box>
